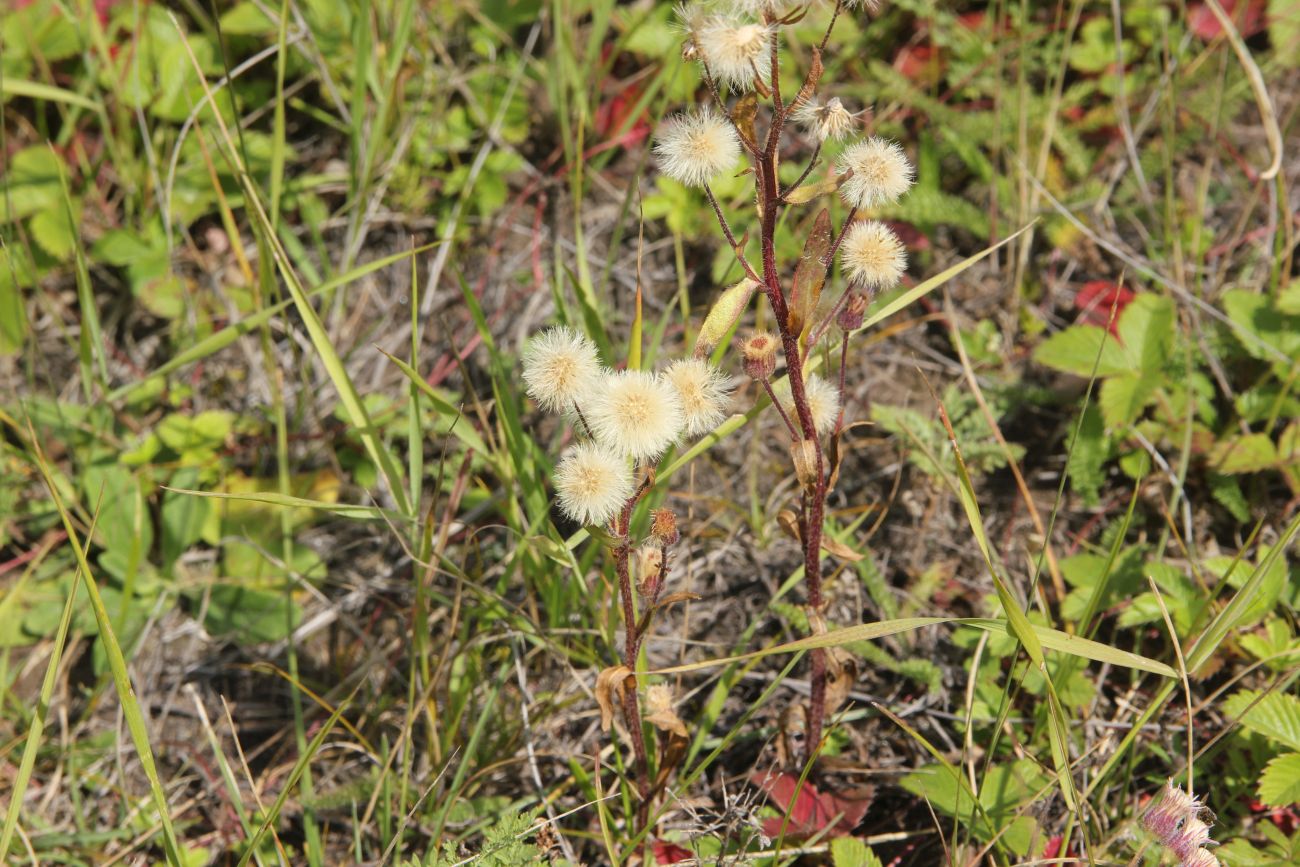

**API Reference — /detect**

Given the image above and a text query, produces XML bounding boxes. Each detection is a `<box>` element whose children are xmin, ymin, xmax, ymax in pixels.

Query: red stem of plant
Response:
<box><xmin>751</xmin><ymin>44</ymin><xmax>828</xmax><ymax>767</ymax></box>
<box><xmin>612</xmin><ymin>494</ymin><xmax>651</xmax><ymax>833</ymax></box>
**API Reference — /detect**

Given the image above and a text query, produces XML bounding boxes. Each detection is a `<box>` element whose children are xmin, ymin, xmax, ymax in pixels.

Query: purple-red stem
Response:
<box><xmin>611</xmin><ymin>488</ymin><xmax>653</xmax><ymax>835</ymax></box>
<box><xmin>753</xmin><ymin>52</ymin><xmax>829</xmax><ymax>766</ymax></box>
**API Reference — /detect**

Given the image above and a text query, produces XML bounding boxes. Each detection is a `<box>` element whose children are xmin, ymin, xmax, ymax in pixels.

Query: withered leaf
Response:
<box><xmin>823</xmin><ymin>647</ymin><xmax>859</xmax><ymax>716</ymax></box>
<box><xmin>731</xmin><ymin>93</ymin><xmax>760</xmax><ymax>154</ymax></box>
<box><xmin>777</xmin><ymin>508</ymin><xmax>802</xmax><ymax>542</ymax></box>
<box><xmin>822</xmin><ymin>535</ymin><xmax>864</xmax><ymax>562</ymax></box>
<box><xmin>789</xmin><ymin>209</ymin><xmax>832</xmax><ymax>335</ymax></box>
<box><xmin>595</xmin><ymin>665</ymin><xmax>634</xmax><ymax>733</ymax></box>
<box><xmin>654</xmin><ymin>591</ymin><xmax>703</xmax><ymax>610</ymax></box>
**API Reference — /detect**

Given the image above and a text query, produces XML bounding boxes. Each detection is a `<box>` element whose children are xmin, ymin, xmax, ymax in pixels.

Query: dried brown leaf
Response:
<box><xmin>595</xmin><ymin>665</ymin><xmax>634</xmax><ymax>732</ymax></box>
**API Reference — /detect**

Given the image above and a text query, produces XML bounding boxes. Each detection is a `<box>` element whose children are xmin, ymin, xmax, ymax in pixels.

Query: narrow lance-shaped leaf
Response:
<box><xmin>790</xmin><ymin>208</ymin><xmax>831</xmax><ymax>338</ymax></box>
<box><xmin>694</xmin><ymin>278</ymin><xmax>759</xmax><ymax>357</ymax></box>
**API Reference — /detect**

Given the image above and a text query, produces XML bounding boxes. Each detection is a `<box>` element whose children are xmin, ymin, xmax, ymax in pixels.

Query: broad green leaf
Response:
<box><xmin>1099</xmin><ymin>373</ymin><xmax>1156</xmax><ymax>428</ymax></box>
<box><xmin>1210</xmin><ymin>433</ymin><xmax>1279</xmax><ymax>474</ymax></box>
<box><xmin>199</xmin><ymin>583</ymin><xmax>301</xmax><ymax>644</ymax></box>
<box><xmin>0</xmin><ymin>147</ymin><xmax>62</xmax><ymax>222</ymax></box>
<box><xmin>1269</xmin><ymin>0</ymin><xmax>1300</xmax><ymax>66</ymax></box>
<box><xmin>1223</xmin><ymin>690</ymin><xmax>1300</xmax><ymax>751</ymax></box>
<box><xmin>1065</xmin><ymin>405</ymin><xmax>1108</xmax><ymax>506</ymax></box>
<box><xmin>1117</xmin><ymin>293</ymin><xmax>1175</xmax><ymax>372</ymax></box>
<box><xmin>1258</xmin><ymin>753</ymin><xmax>1300</xmax><ymax>808</ymax></box>
<box><xmin>1033</xmin><ymin>324</ymin><xmax>1128</xmax><ymax>377</ymax></box>
<box><xmin>831</xmin><ymin>837</ymin><xmax>883</xmax><ymax>867</ymax></box>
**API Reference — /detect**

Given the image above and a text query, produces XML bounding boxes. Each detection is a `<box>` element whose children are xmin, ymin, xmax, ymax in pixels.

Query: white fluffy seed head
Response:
<box><xmin>588</xmin><ymin>370</ymin><xmax>685</xmax><ymax>462</ymax></box>
<box><xmin>698</xmin><ymin>17</ymin><xmax>773</xmax><ymax>92</ymax></box>
<box><xmin>793</xmin><ymin>97</ymin><xmax>856</xmax><ymax>142</ymax></box>
<box><xmin>840</xmin><ymin>220</ymin><xmax>906</xmax><ymax>289</ymax></box>
<box><xmin>664</xmin><ymin>358</ymin><xmax>733</xmax><ymax>437</ymax></box>
<box><xmin>773</xmin><ymin>375</ymin><xmax>841</xmax><ymax>437</ymax></box>
<box><xmin>522</xmin><ymin>326</ymin><xmax>602</xmax><ymax>414</ymax></box>
<box><xmin>553</xmin><ymin>442</ymin><xmax>634</xmax><ymax>527</ymax></box>
<box><xmin>653</xmin><ymin>109</ymin><xmax>741</xmax><ymax>187</ymax></box>
<box><xmin>837</xmin><ymin>136</ymin><xmax>914</xmax><ymax>208</ymax></box>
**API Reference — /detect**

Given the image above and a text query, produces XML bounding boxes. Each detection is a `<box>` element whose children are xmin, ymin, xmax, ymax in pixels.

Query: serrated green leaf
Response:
<box><xmin>1270</xmin><ymin>0</ymin><xmax>1300</xmax><ymax>66</ymax></box>
<box><xmin>1099</xmin><ymin>373</ymin><xmax>1155</xmax><ymax>428</ymax></box>
<box><xmin>831</xmin><ymin>837</ymin><xmax>883</xmax><ymax>867</ymax></box>
<box><xmin>1117</xmin><ymin>293</ymin><xmax>1175</xmax><ymax>372</ymax></box>
<box><xmin>0</xmin><ymin>147</ymin><xmax>63</xmax><ymax>222</ymax></box>
<box><xmin>1258</xmin><ymin>753</ymin><xmax>1300</xmax><ymax>808</ymax></box>
<box><xmin>1209</xmin><ymin>472</ymin><xmax>1251</xmax><ymax>523</ymax></box>
<box><xmin>1211</xmin><ymin>433</ymin><xmax>1279</xmax><ymax>474</ymax></box>
<box><xmin>1065</xmin><ymin>404</ymin><xmax>1107</xmax><ymax>506</ymax></box>
<box><xmin>1223</xmin><ymin>690</ymin><xmax>1300</xmax><ymax>751</ymax></box>
<box><xmin>1034</xmin><ymin>324</ymin><xmax>1128</xmax><ymax>377</ymax></box>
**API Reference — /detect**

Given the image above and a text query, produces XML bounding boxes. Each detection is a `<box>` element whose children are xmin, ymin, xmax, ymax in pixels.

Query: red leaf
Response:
<box><xmin>1074</xmin><ymin>280</ymin><xmax>1135</xmax><ymax>333</ymax></box>
<box><xmin>651</xmin><ymin>840</ymin><xmax>693</xmax><ymax>864</ymax></box>
<box><xmin>1189</xmin><ymin>0</ymin><xmax>1267</xmax><ymax>40</ymax></box>
<box><xmin>751</xmin><ymin>771</ymin><xmax>870</xmax><ymax>840</ymax></box>
<box><xmin>893</xmin><ymin>44</ymin><xmax>942</xmax><ymax>85</ymax></box>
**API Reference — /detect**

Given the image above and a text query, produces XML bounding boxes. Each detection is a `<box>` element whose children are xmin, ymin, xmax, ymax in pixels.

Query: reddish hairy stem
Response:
<box><xmin>611</xmin><ymin>493</ymin><xmax>652</xmax><ymax>831</ymax></box>
<box><xmin>755</xmin><ymin>60</ymin><xmax>829</xmax><ymax>767</ymax></box>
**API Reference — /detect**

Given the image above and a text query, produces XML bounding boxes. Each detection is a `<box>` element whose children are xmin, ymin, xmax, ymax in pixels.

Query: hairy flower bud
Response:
<box><xmin>742</xmin><ymin>331</ymin><xmax>778</xmax><ymax>381</ymax></box>
<box><xmin>650</xmin><ymin>508</ymin><xmax>680</xmax><ymax>547</ymax></box>
<box><xmin>836</xmin><ymin>291</ymin><xmax>869</xmax><ymax>331</ymax></box>
<box><xmin>635</xmin><ymin>544</ymin><xmax>665</xmax><ymax>597</ymax></box>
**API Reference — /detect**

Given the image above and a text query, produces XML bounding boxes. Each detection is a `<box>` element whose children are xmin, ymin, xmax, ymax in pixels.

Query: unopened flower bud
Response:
<box><xmin>836</xmin><ymin>291</ymin><xmax>869</xmax><ymax>332</ymax></box>
<box><xmin>650</xmin><ymin>508</ymin><xmax>680</xmax><ymax>547</ymax></box>
<box><xmin>790</xmin><ymin>439</ymin><xmax>819</xmax><ymax>490</ymax></box>
<box><xmin>742</xmin><ymin>331</ymin><xmax>778</xmax><ymax>381</ymax></box>
<box><xmin>635</xmin><ymin>545</ymin><xmax>665</xmax><ymax>597</ymax></box>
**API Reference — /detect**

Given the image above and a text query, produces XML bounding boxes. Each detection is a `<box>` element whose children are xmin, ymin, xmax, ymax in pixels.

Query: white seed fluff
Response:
<box><xmin>837</xmin><ymin>136</ymin><xmax>914</xmax><ymax>209</ymax></box>
<box><xmin>554</xmin><ymin>442</ymin><xmax>634</xmax><ymax>527</ymax></box>
<box><xmin>664</xmin><ymin>358</ymin><xmax>734</xmax><ymax>437</ymax></box>
<box><xmin>522</xmin><ymin>326</ymin><xmax>602</xmax><ymax>414</ymax></box>
<box><xmin>792</xmin><ymin>97</ymin><xmax>856</xmax><ymax>142</ymax></box>
<box><xmin>698</xmin><ymin>17</ymin><xmax>773</xmax><ymax>92</ymax></box>
<box><xmin>773</xmin><ymin>375</ymin><xmax>841</xmax><ymax>437</ymax></box>
<box><xmin>840</xmin><ymin>220</ymin><xmax>906</xmax><ymax>289</ymax></box>
<box><xmin>654</xmin><ymin>109</ymin><xmax>741</xmax><ymax>187</ymax></box>
<box><xmin>588</xmin><ymin>370</ymin><xmax>685</xmax><ymax>462</ymax></box>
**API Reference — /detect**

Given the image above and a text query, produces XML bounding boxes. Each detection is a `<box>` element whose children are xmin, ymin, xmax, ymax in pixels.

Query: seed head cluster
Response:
<box><xmin>553</xmin><ymin>442</ymin><xmax>634</xmax><ymax>527</ymax></box>
<box><xmin>698</xmin><ymin>17</ymin><xmax>773</xmax><ymax>92</ymax></box>
<box><xmin>522</xmin><ymin>326</ymin><xmax>601</xmax><ymax>414</ymax></box>
<box><xmin>588</xmin><ymin>370</ymin><xmax>685</xmax><ymax>463</ymax></box>
<box><xmin>1141</xmin><ymin>781</ymin><xmax>1218</xmax><ymax>867</ymax></box>
<box><xmin>523</xmin><ymin>327</ymin><xmax>732</xmax><ymax>527</ymax></box>
<box><xmin>793</xmin><ymin>97</ymin><xmax>856</xmax><ymax>142</ymax></box>
<box><xmin>840</xmin><ymin>220</ymin><xmax>906</xmax><ymax>289</ymax></box>
<box><xmin>654</xmin><ymin>108</ymin><xmax>741</xmax><ymax>187</ymax></box>
<box><xmin>664</xmin><ymin>358</ymin><xmax>734</xmax><ymax>437</ymax></box>
<box><xmin>774</xmin><ymin>375</ymin><xmax>841</xmax><ymax>437</ymax></box>
<box><xmin>837</xmin><ymin>136</ymin><xmax>914</xmax><ymax>209</ymax></box>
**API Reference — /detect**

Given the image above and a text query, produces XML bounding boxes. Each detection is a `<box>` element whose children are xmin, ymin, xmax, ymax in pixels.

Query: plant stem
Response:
<box><xmin>612</xmin><ymin>497</ymin><xmax>651</xmax><ymax>833</ymax></box>
<box><xmin>753</xmin><ymin>42</ymin><xmax>829</xmax><ymax>767</ymax></box>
